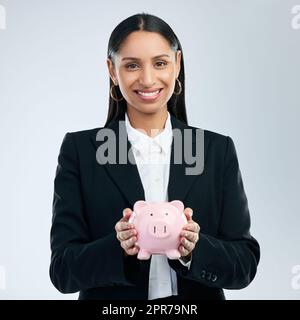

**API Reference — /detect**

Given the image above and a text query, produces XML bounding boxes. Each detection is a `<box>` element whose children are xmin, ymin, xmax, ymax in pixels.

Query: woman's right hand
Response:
<box><xmin>115</xmin><ymin>208</ymin><xmax>139</xmax><ymax>256</ymax></box>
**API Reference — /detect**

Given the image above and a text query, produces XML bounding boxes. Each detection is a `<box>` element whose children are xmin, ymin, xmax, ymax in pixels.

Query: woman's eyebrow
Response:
<box><xmin>121</xmin><ymin>54</ymin><xmax>170</xmax><ymax>61</ymax></box>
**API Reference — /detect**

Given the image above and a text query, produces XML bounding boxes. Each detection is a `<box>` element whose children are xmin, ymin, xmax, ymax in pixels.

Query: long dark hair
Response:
<box><xmin>105</xmin><ymin>12</ymin><xmax>188</xmax><ymax>127</ymax></box>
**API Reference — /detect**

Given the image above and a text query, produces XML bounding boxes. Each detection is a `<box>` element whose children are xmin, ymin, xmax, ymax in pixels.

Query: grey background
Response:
<box><xmin>0</xmin><ymin>0</ymin><xmax>299</xmax><ymax>299</ymax></box>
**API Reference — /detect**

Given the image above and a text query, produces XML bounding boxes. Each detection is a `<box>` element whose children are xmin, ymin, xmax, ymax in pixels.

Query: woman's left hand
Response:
<box><xmin>179</xmin><ymin>207</ymin><xmax>200</xmax><ymax>259</ymax></box>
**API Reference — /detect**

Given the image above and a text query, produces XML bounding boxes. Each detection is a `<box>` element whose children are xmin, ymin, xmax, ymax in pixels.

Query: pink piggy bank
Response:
<box><xmin>128</xmin><ymin>200</ymin><xmax>187</xmax><ymax>260</ymax></box>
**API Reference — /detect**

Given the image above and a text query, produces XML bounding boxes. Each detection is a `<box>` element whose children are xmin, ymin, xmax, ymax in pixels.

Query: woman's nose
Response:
<box><xmin>138</xmin><ymin>65</ymin><xmax>156</xmax><ymax>87</ymax></box>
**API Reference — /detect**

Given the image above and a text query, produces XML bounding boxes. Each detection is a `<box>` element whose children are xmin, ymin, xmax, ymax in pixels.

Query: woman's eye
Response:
<box><xmin>156</xmin><ymin>61</ymin><xmax>167</xmax><ymax>67</ymax></box>
<box><xmin>125</xmin><ymin>63</ymin><xmax>139</xmax><ymax>70</ymax></box>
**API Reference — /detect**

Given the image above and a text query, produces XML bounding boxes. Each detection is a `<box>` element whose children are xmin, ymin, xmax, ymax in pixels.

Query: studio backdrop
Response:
<box><xmin>0</xmin><ymin>0</ymin><xmax>299</xmax><ymax>299</ymax></box>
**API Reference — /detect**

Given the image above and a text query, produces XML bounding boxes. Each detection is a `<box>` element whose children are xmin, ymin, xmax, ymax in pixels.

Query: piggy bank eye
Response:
<box><xmin>150</xmin><ymin>213</ymin><xmax>153</xmax><ymax>216</ymax></box>
<box><xmin>165</xmin><ymin>212</ymin><xmax>168</xmax><ymax>216</ymax></box>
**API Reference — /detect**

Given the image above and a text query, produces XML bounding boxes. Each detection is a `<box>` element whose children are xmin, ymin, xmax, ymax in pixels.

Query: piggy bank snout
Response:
<box><xmin>147</xmin><ymin>220</ymin><xmax>172</xmax><ymax>239</ymax></box>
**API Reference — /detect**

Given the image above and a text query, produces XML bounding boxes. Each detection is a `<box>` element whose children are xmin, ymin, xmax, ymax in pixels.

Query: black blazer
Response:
<box><xmin>49</xmin><ymin>113</ymin><xmax>260</xmax><ymax>300</ymax></box>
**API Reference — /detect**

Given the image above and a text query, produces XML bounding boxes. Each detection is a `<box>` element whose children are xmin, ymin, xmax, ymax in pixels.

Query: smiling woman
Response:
<box><xmin>105</xmin><ymin>13</ymin><xmax>186</xmax><ymax>134</ymax></box>
<box><xmin>49</xmin><ymin>12</ymin><xmax>260</xmax><ymax>301</ymax></box>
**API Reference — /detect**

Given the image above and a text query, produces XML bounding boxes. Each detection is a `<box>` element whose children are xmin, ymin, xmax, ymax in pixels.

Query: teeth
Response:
<box><xmin>137</xmin><ymin>89</ymin><xmax>160</xmax><ymax>96</ymax></box>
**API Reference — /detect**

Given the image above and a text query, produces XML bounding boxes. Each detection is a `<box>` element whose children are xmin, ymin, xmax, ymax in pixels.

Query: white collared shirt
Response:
<box><xmin>125</xmin><ymin>111</ymin><xmax>191</xmax><ymax>300</ymax></box>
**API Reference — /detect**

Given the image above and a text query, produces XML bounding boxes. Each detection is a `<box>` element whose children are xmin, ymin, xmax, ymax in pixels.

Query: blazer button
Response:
<box><xmin>200</xmin><ymin>270</ymin><xmax>206</xmax><ymax>279</ymax></box>
<box><xmin>211</xmin><ymin>274</ymin><xmax>217</xmax><ymax>282</ymax></box>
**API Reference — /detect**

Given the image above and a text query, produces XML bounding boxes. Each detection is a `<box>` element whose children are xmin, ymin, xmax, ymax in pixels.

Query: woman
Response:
<box><xmin>49</xmin><ymin>13</ymin><xmax>260</xmax><ymax>300</ymax></box>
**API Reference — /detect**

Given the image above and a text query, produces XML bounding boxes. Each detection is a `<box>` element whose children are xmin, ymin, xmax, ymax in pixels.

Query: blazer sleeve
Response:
<box><xmin>49</xmin><ymin>132</ymin><xmax>138</xmax><ymax>294</ymax></box>
<box><xmin>168</xmin><ymin>136</ymin><xmax>260</xmax><ymax>289</ymax></box>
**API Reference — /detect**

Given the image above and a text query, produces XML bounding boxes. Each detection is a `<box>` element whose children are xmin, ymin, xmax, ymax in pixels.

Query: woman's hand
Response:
<box><xmin>115</xmin><ymin>208</ymin><xmax>139</xmax><ymax>256</ymax></box>
<box><xmin>179</xmin><ymin>207</ymin><xmax>200</xmax><ymax>259</ymax></box>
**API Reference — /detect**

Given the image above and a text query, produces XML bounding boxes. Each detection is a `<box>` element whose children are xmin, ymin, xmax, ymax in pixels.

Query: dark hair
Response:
<box><xmin>105</xmin><ymin>12</ymin><xmax>188</xmax><ymax>126</ymax></box>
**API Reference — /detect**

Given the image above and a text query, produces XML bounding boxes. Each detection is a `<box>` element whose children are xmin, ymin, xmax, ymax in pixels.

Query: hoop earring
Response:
<box><xmin>173</xmin><ymin>78</ymin><xmax>182</xmax><ymax>96</ymax></box>
<box><xmin>110</xmin><ymin>84</ymin><xmax>124</xmax><ymax>101</ymax></box>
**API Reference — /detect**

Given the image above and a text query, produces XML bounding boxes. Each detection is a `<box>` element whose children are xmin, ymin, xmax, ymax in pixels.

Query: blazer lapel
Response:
<box><xmin>167</xmin><ymin>115</ymin><xmax>205</xmax><ymax>203</ymax></box>
<box><xmin>90</xmin><ymin>112</ymin><xmax>205</xmax><ymax>209</ymax></box>
<box><xmin>93</xmin><ymin>116</ymin><xmax>145</xmax><ymax>207</ymax></box>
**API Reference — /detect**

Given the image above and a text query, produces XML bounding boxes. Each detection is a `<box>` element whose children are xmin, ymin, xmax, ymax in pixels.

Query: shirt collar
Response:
<box><xmin>125</xmin><ymin>111</ymin><xmax>173</xmax><ymax>155</ymax></box>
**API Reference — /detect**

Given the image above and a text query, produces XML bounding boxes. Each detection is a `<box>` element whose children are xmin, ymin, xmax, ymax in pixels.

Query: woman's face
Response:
<box><xmin>107</xmin><ymin>31</ymin><xmax>181</xmax><ymax>115</ymax></box>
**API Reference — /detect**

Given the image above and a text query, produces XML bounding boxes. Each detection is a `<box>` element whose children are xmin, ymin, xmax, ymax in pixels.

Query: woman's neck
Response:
<box><xmin>126</xmin><ymin>107</ymin><xmax>168</xmax><ymax>138</ymax></box>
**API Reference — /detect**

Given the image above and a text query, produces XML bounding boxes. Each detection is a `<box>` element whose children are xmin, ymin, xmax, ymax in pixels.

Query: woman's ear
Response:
<box><xmin>107</xmin><ymin>58</ymin><xmax>117</xmax><ymax>84</ymax></box>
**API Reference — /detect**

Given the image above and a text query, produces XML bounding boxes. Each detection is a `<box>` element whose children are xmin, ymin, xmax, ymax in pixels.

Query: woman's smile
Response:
<box><xmin>134</xmin><ymin>88</ymin><xmax>163</xmax><ymax>102</ymax></box>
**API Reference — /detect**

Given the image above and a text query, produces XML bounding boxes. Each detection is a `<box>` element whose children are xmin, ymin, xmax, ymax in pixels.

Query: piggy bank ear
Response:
<box><xmin>170</xmin><ymin>200</ymin><xmax>184</xmax><ymax>213</ymax></box>
<box><xmin>134</xmin><ymin>200</ymin><xmax>147</xmax><ymax>213</ymax></box>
